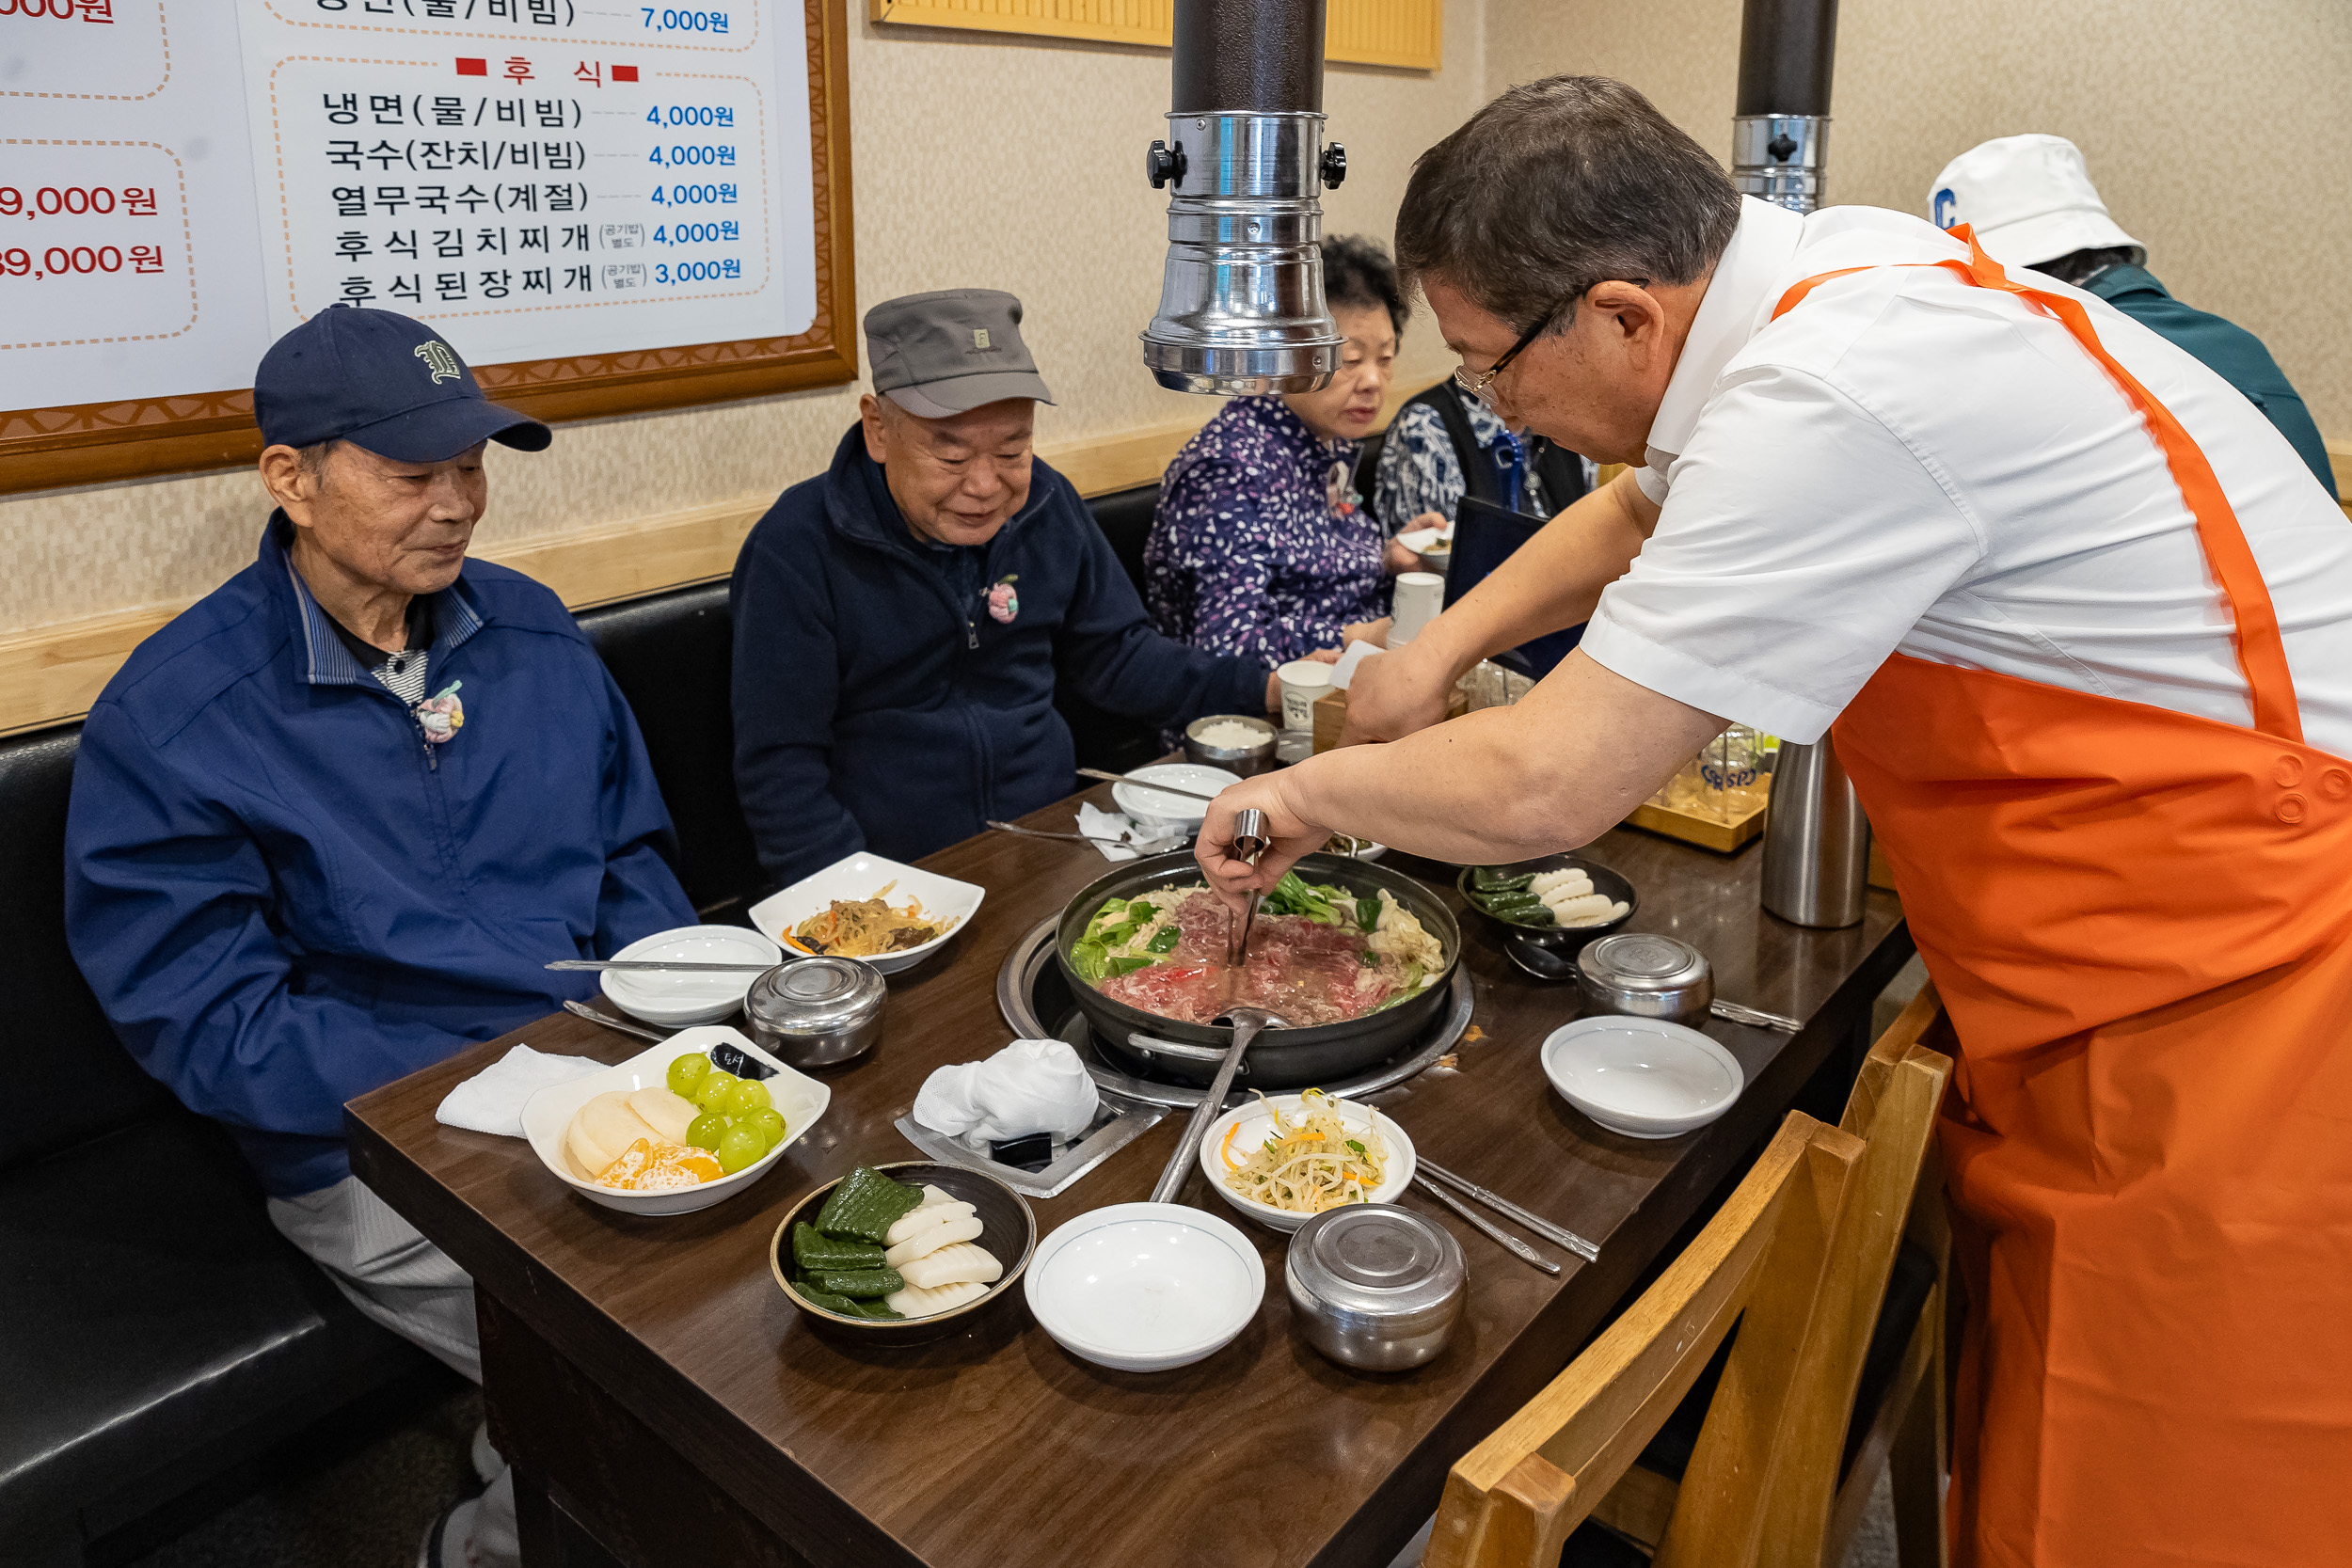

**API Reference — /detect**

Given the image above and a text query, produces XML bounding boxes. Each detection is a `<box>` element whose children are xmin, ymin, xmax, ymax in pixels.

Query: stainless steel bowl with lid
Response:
<box><xmin>1573</xmin><ymin>933</ymin><xmax>1713</xmax><ymax>1025</ymax></box>
<box><xmin>1285</xmin><ymin>1204</ymin><xmax>1466</xmax><ymax>1371</ymax></box>
<box><xmin>743</xmin><ymin>956</ymin><xmax>886</xmax><ymax>1069</ymax></box>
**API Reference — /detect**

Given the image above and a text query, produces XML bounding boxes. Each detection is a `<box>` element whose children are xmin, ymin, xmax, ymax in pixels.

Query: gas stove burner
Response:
<box><xmin>997</xmin><ymin>918</ymin><xmax>1473</xmax><ymax>1112</ymax></box>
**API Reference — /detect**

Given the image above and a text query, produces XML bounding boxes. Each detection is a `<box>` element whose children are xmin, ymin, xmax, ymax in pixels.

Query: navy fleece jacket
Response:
<box><xmin>65</xmin><ymin>519</ymin><xmax>697</xmax><ymax>1196</ymax></box>
<box><xmin>730</xmin><ymin>424</ymin><xmax>1269</xmax><ymax>885</ymax></box>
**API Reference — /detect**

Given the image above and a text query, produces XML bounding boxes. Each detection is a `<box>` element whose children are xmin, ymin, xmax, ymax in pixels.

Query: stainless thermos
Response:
<box><xmin>1760</xmin><ymin>737</ymin><xmax>1871</xmax><ymax>928</ymax></box>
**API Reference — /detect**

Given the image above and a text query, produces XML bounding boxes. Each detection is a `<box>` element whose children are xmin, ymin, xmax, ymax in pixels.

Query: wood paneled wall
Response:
<box><xmin>868</xmin><ymin>0</ymin><xmax>1443</xmax><ymax>71</ymax></box>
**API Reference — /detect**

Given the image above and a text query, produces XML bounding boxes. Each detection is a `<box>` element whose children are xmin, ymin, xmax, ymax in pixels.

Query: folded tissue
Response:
<box><xmin>913</xmin><ymin>1038</ymin><xmax>1101</xmax><ymax>1144</ymax></box>
<box><xmin>1075</xmin><ymin>800</ymin><xmax>1185</xmax><ymax>863</ymax></box>
<box><xmin>435</xmin><ymin>1044</ymin><xmax>606</xmax><ymax>1138</ymax></box>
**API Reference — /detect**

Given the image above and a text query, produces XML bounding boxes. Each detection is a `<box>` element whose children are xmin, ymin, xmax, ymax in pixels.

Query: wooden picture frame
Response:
<box><xmin>0</xmin><ymin>0</ymin><xmax>857</xmax><ymax>499</ymax></box>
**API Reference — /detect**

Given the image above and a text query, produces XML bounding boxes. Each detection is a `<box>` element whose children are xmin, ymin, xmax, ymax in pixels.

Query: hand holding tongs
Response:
<box><xmin>1227</xmin><ymin>807</ymin><xmax>1270</xmax><ymax>966</ymax></box>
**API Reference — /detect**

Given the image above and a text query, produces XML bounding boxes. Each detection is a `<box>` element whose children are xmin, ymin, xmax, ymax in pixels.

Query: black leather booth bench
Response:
<box><xmin>0</xmin><ymin>483</ymin><xmax>1160</xmax><ymax>1563</ymax></box>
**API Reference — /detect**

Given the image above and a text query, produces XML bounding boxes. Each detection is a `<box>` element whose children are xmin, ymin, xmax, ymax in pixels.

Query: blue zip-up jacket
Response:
<box><xmin>65</xmin><ymin>518</ymin><xmax>697</xmax><ymax>1197</ymax></box>
<box><xmin>730</xmin><ymin>424</ymin><xmax>1269</xmax><ymax>885</ymax></box>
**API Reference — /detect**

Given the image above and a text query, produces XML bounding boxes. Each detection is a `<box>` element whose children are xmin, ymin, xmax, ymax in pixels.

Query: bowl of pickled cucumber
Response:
<box><xmin>1456</xmin><ymin>855</ymin><xmax>1638</xmax><ymax>953</ymax></box>
<box><xmin>770</xmin><ymin>1162</ymin><xmax>1037</xmax><ymax>1345</ymax></box>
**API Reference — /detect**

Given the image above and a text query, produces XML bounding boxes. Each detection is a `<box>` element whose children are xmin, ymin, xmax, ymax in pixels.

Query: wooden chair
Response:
<box><xmin>1428</xmin><ymin>986</ymin><xmax>1955</xmax><ymax>1568</ymax></box>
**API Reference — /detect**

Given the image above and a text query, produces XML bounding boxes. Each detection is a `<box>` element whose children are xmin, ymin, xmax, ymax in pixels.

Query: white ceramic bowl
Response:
<box><xmin>1326</xmin><ymin>833</ymin><xmax>1389</xmax><ymax>863</ymax></box>
<box><xmin>1196</xmin><ymin>1095</ymin><xmax>1415</xmax><ymax>1232</ymax></box>
<box><xmin>1111</xmin><ymin>763</ymin><xmax>1245</xmax><ymax>832</ymax></box>
<box><xmin>747</xmin><ymin>852</ymin><xmax>984</xmax><ymax>975</ymax></box>
<box><xmin>1540</xmin><ymin>1016</ymin><xmax>1744</xmax><ymax>1139</ymax></box>
<box><xmin>599</xmin><ymin>924</ymin><xmax>783</xmax><ymax>1027</ymax></box>
<box><xmin>1397</xmin><ymin>525</ymin><xmax>1454</xmax><ymax>556</ymax></box>
<box><xmin>519</xmin><ymin>1025</ymin><xmax>831</xmax><ymax>1215</ymax></box>
<box><xmin>1025</xmin><ymin>1202</ymin><xmax>1265</xmax><ymax>1372</ymax></box>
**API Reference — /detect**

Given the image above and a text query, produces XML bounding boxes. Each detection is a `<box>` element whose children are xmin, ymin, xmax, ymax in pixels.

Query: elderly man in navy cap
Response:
<box><xmin>65</xmin><ymin>309</ymin><xmax>697</xmax><ymax>1568</ymax></box>
<box><xmin>730</xmin><ymin>289</ymin><xmax>1279</xmax><ymax>885</ymax></box>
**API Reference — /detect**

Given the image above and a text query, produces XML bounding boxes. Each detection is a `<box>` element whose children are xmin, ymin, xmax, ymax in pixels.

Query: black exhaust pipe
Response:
<box><xmin>1732</xmin><ymin>0</ymin><xmax>1837</xmax><ymax>212</ymax></box>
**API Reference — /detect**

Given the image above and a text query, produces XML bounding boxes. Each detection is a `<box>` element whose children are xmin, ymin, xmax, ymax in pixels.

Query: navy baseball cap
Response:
<box><xmin>253</xmin><ymin>308</ymin><xmax>551</xmax><ymax>462</ymax></box>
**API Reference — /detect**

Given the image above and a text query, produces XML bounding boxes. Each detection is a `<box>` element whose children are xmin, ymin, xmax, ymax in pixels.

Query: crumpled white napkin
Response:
<box><xmin>1076</xmin><ymin>800</ymin><xmax>1185</xmax><ymax>863</ymax></box>
<box><xmin>913</xmin><ymin>1038</ymin><xmax>1101</xmax><ymax>1143</ymax></box>
<box><xmin>435</xmin><ymin>1044</ymin><xmax>606</xmax><ymax>1138</ymax></box>
<box><xmin>1328</xmin><ymin>639</ymin><xmax>1386</xmax><ymax>690</ymax></box>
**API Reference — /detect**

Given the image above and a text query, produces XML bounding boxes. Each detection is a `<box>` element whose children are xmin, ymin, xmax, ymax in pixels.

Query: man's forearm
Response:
<box><xmin>1414</xmin><ymin>468</ymin><xmax>1655</xmax><ymax>682</ymax></box>
<box><xmin>1280</xmin><ymin>653</ymin><xmax>1725</xmax><ymax>864</ymax></box>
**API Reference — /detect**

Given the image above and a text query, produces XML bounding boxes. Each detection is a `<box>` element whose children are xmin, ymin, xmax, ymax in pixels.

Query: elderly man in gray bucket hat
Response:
<box><xmin>728</xmin><ymin>288</ymin><xmax>1279</xmax><ymax>884</ymax></box>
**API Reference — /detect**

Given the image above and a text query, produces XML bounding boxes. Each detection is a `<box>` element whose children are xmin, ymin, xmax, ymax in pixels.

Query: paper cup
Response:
<box><xmin>1277</xmin><ymin>659</ymin><xmax>1333</xmax><ymax>733</ymax></box>
<box><xmin>1390</xmin><ymin>572</ymin><xmax>1446</xmax><ymax>647</ymax></box>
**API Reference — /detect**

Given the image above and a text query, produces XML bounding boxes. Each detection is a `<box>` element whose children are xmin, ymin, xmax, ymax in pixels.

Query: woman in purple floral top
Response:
<box><xmin>1145</xmin><ymin>237</ymin><xmax>1405</xmax><ymax>668</ymax></box>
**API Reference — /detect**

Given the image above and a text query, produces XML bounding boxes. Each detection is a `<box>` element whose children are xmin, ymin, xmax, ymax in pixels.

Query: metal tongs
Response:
<box><xmin>1226</xmin><ymin>807</ymin><xmax>1270</xmax><ymax>966</ymax></box>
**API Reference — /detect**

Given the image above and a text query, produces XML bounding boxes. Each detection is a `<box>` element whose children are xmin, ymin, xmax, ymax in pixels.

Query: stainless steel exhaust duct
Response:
<box><xmin>1140</xmin><ymin>0</ymin><xmax>1349</xmax><ymax>394</ymax></box>
<box><xmin>1732</xmin><ymin>0</ymin><xmax>1837</xmax><ymax>213</ymax></box>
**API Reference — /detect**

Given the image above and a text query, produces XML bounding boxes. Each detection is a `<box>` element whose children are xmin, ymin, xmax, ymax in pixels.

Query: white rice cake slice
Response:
<box><xmin>1543</xmin><ymin>892</ymin><xmax>1617</xmax><ymax>923</ymax></box>
<box><xmin>1529</xmin><ymin>868</ymin><xmax>1592</xmax><ymax>897</ymax></box>
<box><xmin>885</xmin><ymin>1278</ymin><xmax>990</xmax><ymax>1319</ymax></box>
<box><xmin>897</xmin><ymin>1242</ymin><xmax>1004</xmax><ymax>1291</ymax></box>
<box><xmin>1564</xmin><ymin>899</ymin><xmax>1630</xmax><ymax>928</ymax></box>
<box><xmin>885</xmin><ymin>1196</ymin><xmax>977</xmax><ymax>1245</ymax></box>
<box><xmin>883</xmin><ymin>1212</ymin><xmax>985</xmax><ymax>1268</ymax></box>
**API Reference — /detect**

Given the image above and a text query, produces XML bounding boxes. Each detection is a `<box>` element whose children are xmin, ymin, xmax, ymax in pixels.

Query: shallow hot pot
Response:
<box><xmin>1051</xmin><ymin>850</ymin><xmax>1462</xmax><ymax>1089</ymax></box>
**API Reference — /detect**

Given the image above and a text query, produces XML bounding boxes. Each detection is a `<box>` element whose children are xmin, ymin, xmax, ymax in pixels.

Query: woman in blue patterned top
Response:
<box><xmin>1144</xmin><ymin>236</ymin><xmax>1404</xmax><ymax>667</ymax></box>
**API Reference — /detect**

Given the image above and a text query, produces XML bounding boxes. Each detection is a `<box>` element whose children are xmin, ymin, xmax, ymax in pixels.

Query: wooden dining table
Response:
<box><xmin>345</xmin><ymin>781</ymin><xmax>1911</xmax><ymax>1568</ymax></box>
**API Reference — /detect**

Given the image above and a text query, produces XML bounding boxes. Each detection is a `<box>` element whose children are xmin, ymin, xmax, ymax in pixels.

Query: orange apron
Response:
<box><xmin>1775</xmin><ymin>234</ymin><xmax>2352</xmax><ymax>1566</ymax></box>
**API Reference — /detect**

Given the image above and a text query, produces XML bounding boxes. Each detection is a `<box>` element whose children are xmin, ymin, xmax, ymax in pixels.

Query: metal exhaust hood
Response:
<box><xmin>1139</xmin><ymin>0</ymin><xmax>1350</xmax><ymax>395</ymax></box>
<box><xmin>1732</xmin><ymin>0</ymin><xmax>1837</xmax><ymax>213</ymax></box>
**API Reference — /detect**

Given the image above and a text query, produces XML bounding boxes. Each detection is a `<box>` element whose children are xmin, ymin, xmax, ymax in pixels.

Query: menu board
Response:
<box><xmin>0</xmin><ymin>0</ymin><xmax>853</xmax><ymax>492</ymax></box>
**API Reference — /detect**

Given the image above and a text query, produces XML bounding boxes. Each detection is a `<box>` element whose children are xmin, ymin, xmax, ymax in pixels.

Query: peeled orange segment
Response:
<box><xmin>593</xmin><ymin>1137</ymin><xmax>725</xmax><ymax>1191</ymax></box>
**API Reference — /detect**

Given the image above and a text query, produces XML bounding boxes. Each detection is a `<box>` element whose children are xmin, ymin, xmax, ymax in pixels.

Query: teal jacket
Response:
<box><xmin>2087</xmin><ymin>265</ymin><xmax>2334</xmax><ymax>498</ymax></box>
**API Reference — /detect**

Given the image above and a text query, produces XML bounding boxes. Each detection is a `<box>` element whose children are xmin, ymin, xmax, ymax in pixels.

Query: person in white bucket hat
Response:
<box><xmin>1931</xmin><ymin>134</ymin><xmax>2333</xmax><ymax>495</ymax></box>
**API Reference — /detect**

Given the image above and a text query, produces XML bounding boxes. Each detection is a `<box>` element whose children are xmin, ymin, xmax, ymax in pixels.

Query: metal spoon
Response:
<box><xmin>1502</xmin><ymin>938</ymin><xmax>1803</xmax><ymax>1033</ymax></box>
<box><xmin>1148</xmin><ymin>1005</ymin><xmax>1289</xmax><ymax>1204</ymax></box>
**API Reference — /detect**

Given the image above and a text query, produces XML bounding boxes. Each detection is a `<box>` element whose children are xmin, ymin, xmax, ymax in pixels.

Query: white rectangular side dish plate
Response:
<box><xmin>748</xmin><ymin>853</ymin><xmax>985</xmax><ymax>975</ymax></box>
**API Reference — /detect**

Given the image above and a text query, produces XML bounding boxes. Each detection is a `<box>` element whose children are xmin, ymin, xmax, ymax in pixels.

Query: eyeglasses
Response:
<box><xmin>1451</xmin><ymin>278</ymin><xmax>1650</xmax><ymax>406</ymax></box>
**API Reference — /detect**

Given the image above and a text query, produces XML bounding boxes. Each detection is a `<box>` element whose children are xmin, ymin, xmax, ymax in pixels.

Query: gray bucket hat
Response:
<box><xmin>865</xmin><ymin>288</ymin><xmax>1057</xmax><ymax>418</ymax></box>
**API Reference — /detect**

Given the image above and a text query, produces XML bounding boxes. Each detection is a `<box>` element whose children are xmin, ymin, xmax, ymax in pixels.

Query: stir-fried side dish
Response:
<box><xmin>1222</xmin><ymin>1089</ymin><xmax>1389</xmax><ymax>1214</ymax></box>
<box><xmin>787</xmin><ymin>1167</ymin><xmax>1004</xmax><ymax>1322</ymax></box>
<box><xmin>1072</xmin><ymin>875</ymin><xmax>1443</xmax><ymax>1025</ymax></box>
<box><xmin>788</xmin><ymin>880</ymin><xmax>955</xmax><ymax>957</ymax></box>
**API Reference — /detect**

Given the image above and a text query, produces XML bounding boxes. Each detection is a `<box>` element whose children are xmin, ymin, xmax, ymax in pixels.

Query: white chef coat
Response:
<box><xmin>1581</xmin><ymin>197</ymin><xmax>2352</xmax><ymax>755</ymax></box>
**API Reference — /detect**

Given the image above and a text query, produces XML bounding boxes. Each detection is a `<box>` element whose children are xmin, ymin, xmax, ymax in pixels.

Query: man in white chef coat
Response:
<box><xmin>1196</xmin><ymin>74</ymin><xmax>2352</xmax><ymax>1568</ymax></box>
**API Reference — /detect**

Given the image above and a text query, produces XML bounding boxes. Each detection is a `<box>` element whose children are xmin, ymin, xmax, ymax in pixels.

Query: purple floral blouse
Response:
<box><xmin>1143</xmin><ymin>397</ymin><xmax>1390</xmax><ymax>668</ymax></box>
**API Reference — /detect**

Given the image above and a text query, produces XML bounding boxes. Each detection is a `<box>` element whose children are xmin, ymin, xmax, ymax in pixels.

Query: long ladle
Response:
<box><xmin>1147</xmin><ymin>1005</ymin><xmax>1290</xmax><ymax>1204</ymax></box>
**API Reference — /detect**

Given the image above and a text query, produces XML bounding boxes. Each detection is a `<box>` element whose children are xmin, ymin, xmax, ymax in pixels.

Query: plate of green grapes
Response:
<box><xmin>520</xmin><ymin>1025</ymin><xmax>833</xmax><ymax>1215</ymax></box>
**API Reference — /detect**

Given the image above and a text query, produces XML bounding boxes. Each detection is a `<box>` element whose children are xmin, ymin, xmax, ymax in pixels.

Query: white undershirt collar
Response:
<box><xmin>1643</xmin><ymin>197</ymin><xmax>1808</xmax><ymax>470</ymax></box>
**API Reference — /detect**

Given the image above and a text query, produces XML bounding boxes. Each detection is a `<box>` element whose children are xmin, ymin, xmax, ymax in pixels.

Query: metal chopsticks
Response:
<box><xmin>546</xmin><ymin>958</ymin><xmax>775</xmax><ymax>973</ymax></box>
<box><xmin>561</xmin><ymin>999</ymin><xmax>669</xmax><ymax>1043</ymax></box>
<box><xmin>1418</xmin><ymin>1158</ymin><xmax>1601</xmax><ymax>1262</ymax></box>
<box><xmin>1412</xmin><ymin>1175</ymin><xmax>1562</xmax><ymax>1275</ymax></box>
<box><xmin>1076</xmin><ymin>767</ymin><xmax>1223</xmax><ymax>805</ymax></box>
